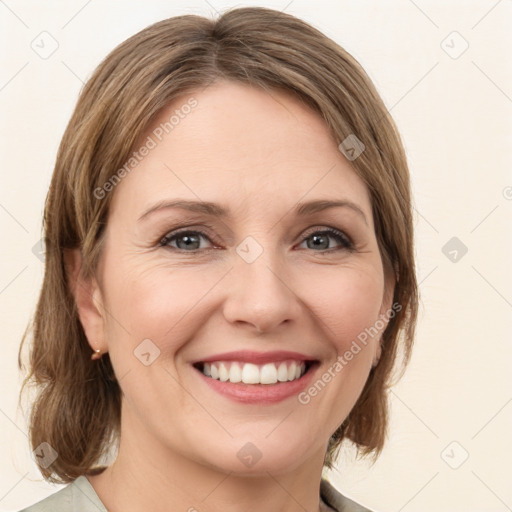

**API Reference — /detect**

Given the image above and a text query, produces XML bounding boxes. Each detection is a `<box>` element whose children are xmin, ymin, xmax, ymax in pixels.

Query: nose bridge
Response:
<box><xmin>222</xmin><ymin>234</ymin><xmax>301</xmax><ymax>332</ymax></box>
<box><xmin>235</xmin><ymin>234</ymin><xmax>291</xmax><ymax>300</ymax></box>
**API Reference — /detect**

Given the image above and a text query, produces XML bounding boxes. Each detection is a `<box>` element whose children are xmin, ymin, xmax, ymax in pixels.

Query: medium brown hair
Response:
<box><xmin>19</xmin><ymin>6</ymin><xmax>418</xmax><ymax>483</ymax></box>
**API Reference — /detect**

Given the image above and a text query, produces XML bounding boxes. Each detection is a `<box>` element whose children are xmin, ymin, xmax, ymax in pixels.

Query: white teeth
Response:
<box><xmin>229</xmin><ymin>362</ymin><xmax>242</xmax><ymax>383</ymax></box>
<box><xmin>242</xmin><ymin>363</ymin><xmax>260</xmax><ymax>384</ymax></box>
<box><xmin>287</xmin><ymin>361</ymin><xmax>297</xmax><ymax>381</ymax></box>
<box><xmin>277</xmin><ymin>362</ymin><xmax>288</xmax><ymax>382</ymax></box>
<box><xmin>260</xmin><ymin>363</ymin><xmax>278</xmax><ymax>385</ymax></box>
<box><xmin>218</xmin><ymin>362</ymin><xmax>229</xmax><ymax>382</ymax></box>
<box><xmin>200</xmin><ymin>360</ymin><xmax>308</xmax><ymax>385</ymax></box>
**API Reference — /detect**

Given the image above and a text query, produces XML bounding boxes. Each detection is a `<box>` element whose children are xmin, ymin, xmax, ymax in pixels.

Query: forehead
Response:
<box><xmin>108</xmin><ymin>81</ymin><xmax>372</xmax><ymax>224</ymax></box>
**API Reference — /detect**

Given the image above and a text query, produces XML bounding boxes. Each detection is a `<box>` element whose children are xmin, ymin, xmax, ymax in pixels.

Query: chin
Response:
<box><xmin>195</xmin><ymin>435</ymin><xmax>321</xmax><ymax>476</ymax></box>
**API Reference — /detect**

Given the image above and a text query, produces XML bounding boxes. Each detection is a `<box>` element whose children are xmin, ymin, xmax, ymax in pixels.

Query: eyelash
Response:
<box><xmin>159</xmin><ymin>226</ymin><xmax>355</xmax><ymax>253</ymax></box>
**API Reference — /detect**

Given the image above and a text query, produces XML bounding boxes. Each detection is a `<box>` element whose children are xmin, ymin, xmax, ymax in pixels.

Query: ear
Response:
<box><xmin>373</xmin><ymin>262</ymin><xmax>397</xmax><ymax>367</ymax></box>
<box><xmin>379</xmin><ymin>263</ymin><xmax>396</xmax><ymax>318</ymax></box>
<box><xmin>63</xmin><ymin>248</ymin><xmax>108</xmax><ymax>355</ymax></box>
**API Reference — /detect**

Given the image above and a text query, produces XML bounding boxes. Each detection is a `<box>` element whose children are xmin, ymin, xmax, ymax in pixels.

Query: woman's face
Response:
<box><xmin>85</xmin><ymin>81</ymin><xmax>393</xmax><ymax>475</ymax></box>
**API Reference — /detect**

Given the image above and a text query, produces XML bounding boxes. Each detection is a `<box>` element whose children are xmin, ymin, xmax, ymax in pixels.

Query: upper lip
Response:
<box><xmin>192</xmin><ymin>350</ymin><xmax>318</xmax><ymax>365</ymax></box>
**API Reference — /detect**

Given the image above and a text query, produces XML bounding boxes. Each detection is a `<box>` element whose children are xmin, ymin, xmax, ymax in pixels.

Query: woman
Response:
<box><xmin>18</xmin><ymin>6</ymin><xmax>417</xmax><ymax>512</ymax></box>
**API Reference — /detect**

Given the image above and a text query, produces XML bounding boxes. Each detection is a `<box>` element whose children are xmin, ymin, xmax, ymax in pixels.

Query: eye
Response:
<box><xmin>298</xmin><ymin>228</ymin><xmax>354</xmax><ymax>252</ymax></box>
<box><xmin>160</xmin><ymin>230</ymin><xmax>214</xmax><ymax>251</ymax></box>
<box><xmin>159</xmin><ymin>226</ymin><xmax>354</xmax><ymax>253</ymax></box>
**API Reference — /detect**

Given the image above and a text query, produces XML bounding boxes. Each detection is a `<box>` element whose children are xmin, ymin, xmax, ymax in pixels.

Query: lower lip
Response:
<box><xmin>194</xmin><ymin>363</ymin><xmax>318</xmax><ymax>404</ymax></box>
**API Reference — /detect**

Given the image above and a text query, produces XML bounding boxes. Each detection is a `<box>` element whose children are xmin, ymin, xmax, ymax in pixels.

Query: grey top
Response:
<box><xmin>19</xmin><ymin>475</ymin><xmax>373</xmax><ymax>512</ymax></box>
<box><xmin>19</xmin><ymin>476</ymin><xmax>107</xmax><ymax>512</ymax></box>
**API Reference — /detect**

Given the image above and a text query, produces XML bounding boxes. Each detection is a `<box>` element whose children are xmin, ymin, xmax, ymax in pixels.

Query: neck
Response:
<box><xmin>88</xmin><ymin>404</ymin><xmax>328</xmax><ymax>512</ymax></box>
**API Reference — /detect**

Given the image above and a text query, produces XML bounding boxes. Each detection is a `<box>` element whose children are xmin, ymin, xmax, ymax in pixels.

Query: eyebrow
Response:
<box><xmin>137</xmin><ymin>199</ymin><xmax>368</xmax><ymax>225</ymax></box>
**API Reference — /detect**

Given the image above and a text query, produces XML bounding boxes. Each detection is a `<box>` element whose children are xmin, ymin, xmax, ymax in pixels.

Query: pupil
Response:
<box><xmin>309</xmin><ymin>234</ymin><xmax>328</xmax><ymax>250</ymax></box>
<box><xmin>178</xmin><ymin>234</ymin><xmax>199</xmax><ymax>250</ymax></box>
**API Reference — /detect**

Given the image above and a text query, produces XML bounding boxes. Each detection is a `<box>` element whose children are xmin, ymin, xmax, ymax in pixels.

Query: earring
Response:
<box><xmin>91</xmin><ymin>348</ymin><xmax>102</xmax><ymax>361</ymax></box>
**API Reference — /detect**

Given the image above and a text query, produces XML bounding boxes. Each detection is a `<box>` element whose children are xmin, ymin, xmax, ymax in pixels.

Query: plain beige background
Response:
<box><xmin>1</xmin><ymin>1</ymin><xmax>511</xmax><ymax>511</ymax></box>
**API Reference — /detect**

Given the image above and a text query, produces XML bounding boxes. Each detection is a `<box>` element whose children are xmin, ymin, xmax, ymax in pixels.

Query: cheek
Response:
<box><xmin>300</xmin><ymin>265</ymin><xmax>385</xmax><ymax>349</ymax></box>
<box><xmin>294</xmin><ymin>266</ymin><xmax>384</xmax><ymax>434</ymax></box>
<box><xmin>101</xmin><ymin>260</ymin><xmax>223</xmax><ymax>352</ymax></box>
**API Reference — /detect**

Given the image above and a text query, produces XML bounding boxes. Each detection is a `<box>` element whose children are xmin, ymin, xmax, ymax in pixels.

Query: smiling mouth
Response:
<box><xmin>193</xmin><ymin>359</ymin><xmax>316</xmax><ymax>385</ymax></box>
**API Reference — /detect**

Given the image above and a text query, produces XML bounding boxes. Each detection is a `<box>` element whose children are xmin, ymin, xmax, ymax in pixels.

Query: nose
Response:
<box><xmin>222</xmin><ymin>247</ymin><xmax>303</xmax><ymax>334</ymax></box>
